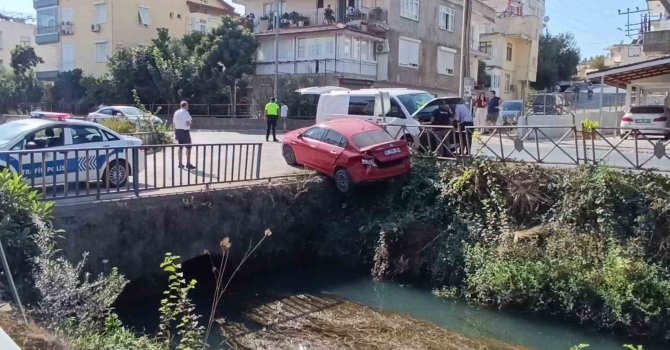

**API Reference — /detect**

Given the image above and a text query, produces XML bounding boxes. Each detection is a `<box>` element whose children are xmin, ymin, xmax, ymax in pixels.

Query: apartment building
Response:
<box><xmin>0</xmin><ymin>12</ymin><xmax>59</xmax><ymax>75</ymax></box>
<box><xmin>479</xmin><ymin>0</ymin><xmax>545</xmax><ymax>100</ymax></box>
<box><xmin>469</xmin><ymin>1</ymin><xmax>496</xmax><ymax>89</ymax></box>
<box><xmin>235</xmin><ymin>0</ymin><xmax>465</xmax><ymax>97</ymax></box>
<box><xmin>33</xmin><ymin>0</ymin><xmax>236</xmax><ymax>79</ymax></box>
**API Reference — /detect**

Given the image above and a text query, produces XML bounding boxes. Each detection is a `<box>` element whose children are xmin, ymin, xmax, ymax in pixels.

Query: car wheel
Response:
<box><xmin>103</xmin><ymin>160</ymin><xmax>129</xmax><ymax>188</ymax></box>
<box><xmin>334</xmin><ymin>168</ymin><xmax>353</xmax><ymax>194</ymax></box>
<box><xmin>282</xmin><ymin>145</ymin><xmax>298</xmax><ymax>165</ymax></box>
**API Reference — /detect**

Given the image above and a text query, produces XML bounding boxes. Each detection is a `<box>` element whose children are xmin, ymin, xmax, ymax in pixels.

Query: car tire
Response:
<box><xmin>282</xmin><ymin>145</ymin><xmax>298</xmax><ymax>165</ymax></box>
<box><xmin>334</xmin><ymin>168</ymin><xmax>353</xmax><ymax>194</ymax></box>
<box><xmin>103</xmin><ymin>160</ymin><xmax>130</xmax><ymax>188</ymax></box>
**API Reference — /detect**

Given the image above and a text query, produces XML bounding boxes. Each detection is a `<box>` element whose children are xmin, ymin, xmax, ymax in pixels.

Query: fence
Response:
<box><xmin>16</xmin><ymin>103</ymin><xmax>253</xmax><ymax>118</ymax></box>
<box><xmin>384</xmin><ymin>124</ymin><xmax>670</xmax><ymax>172</ymax></box>
<box><xmin>0</xmin><ymin>143</ymin><xmax>263</xmax><ymax>200</ymax></box>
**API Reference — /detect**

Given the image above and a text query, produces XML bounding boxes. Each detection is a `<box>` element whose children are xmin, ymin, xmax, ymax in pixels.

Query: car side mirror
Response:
<box><xmin>297</xmin><ymin>133</ymin><xmax>303</xmax><ymax>139</ymax></box>
<box><xmin>25</xmin><ymin>141</ymin><xmax>39</xmax><ymax>150</ymax></box>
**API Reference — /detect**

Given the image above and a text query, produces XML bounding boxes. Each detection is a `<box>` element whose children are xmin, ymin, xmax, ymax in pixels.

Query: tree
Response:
<box><xmin>10</xmin><ymin>45</ymin><xmax>44</xmax><ymax>76</ymax></box>
<box><xmin>588</xmin><ymin>55</ymin><xmax>607</xmax><ymax>70</ymax></box>
<box><xmin>53</xmin><ymin>69</ymin><xmax>87</xmax><ymax>108</ymax></box>
<box><xmin>533</xmin><ymin>32</ymin><xmax>581</xmax><ymax>90</ymax></box>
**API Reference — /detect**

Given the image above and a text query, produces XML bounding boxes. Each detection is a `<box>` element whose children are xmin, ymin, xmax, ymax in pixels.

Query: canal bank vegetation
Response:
<box><xmin>323</xmin><ymin>159</ymin><xmax>670</xmax><ymax>343</ymax></box>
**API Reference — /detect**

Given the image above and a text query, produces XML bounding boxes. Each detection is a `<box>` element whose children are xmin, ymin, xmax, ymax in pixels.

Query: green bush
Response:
<box><xmin>100</xmin><ymin>119</ymin><xmax>137</xmax><ymax>134</ymax></box>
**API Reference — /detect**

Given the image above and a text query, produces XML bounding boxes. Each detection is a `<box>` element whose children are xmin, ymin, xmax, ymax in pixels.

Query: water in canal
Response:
<box><xmin>117</xmin><ymin>266</ymin><xmax>666</xmax><ymax>350</ymax></box>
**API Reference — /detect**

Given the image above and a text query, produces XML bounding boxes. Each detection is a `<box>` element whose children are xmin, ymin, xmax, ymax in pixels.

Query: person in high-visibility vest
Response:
<box><xmin>264</xmin><ymin>97</ymin><xmax>280</xmax><ymax>142</ymax></box>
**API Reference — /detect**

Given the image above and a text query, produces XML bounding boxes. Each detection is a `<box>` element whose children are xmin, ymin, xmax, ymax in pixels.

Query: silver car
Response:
<box><xmin>86</xmin><ymin>106</ymin><xmax>164</xmax><ymax>126</ymax></box>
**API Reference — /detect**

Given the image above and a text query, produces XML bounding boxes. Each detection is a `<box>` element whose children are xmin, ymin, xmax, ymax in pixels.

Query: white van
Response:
<box><xmin>315</xmin><ymin>88</ymin><xmax>436</xmax><ymax>142</ymax></box>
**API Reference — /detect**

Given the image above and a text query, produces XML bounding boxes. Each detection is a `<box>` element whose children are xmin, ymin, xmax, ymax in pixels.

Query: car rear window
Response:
<box><xmin>351</xmin><ymin>130</ymin><xmax>394</xmax><ymax>148</ymax></box>
<box><xmin>533</xmin><ymin>95</ymin><xmax>555</xmax><ymax>105</ymax></box>
<box><xmin>630</xmin><ymin>106</ymin><xmax>665</xmax><ymax>114</ymax></box>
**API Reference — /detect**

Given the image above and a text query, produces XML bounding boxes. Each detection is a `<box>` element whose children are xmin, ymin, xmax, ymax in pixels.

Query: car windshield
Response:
<box><xmin>351</xmin><ymin>130</ymin><xmax>394</xmax><ymax>149</ymax></box>
<box><xmin>502</xmin><ymin>102</ymin><xmax>523</xmax><ymax>111</ymax></box>
<box><xmin>533</xmin><ymin>95</ymin><xmax>555</xmax><ymax>105</ymax></box>
<box><xmin>396</xmin><ymin>93</ymin><xmax>434</xmax><ymax>115</ymax></box>
<box><xmin>0</xmin><ymin>122</ymin><xmax>36</xmax><ymax>146</ymax></box>
<box><xmin>118</xmin><ymin>107</ymin><xmax>142</xmax><ymax>116</ymax></box>
<box><xmin>630</xmin><ymin>106</ymin><xmax>664</xmax><ymax>114</ymax></box>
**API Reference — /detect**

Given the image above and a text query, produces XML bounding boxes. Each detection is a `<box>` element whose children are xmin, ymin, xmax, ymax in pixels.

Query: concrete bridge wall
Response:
<box><xmin>53</xmin><ymin>179</ymin><xmax>337</xmax><ymax>281</ymax></box>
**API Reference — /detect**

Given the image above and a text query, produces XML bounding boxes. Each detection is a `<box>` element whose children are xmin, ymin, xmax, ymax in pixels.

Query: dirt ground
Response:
<box><xmin>220</xmin><ymin>294</ymin><xmax>528</xmax><ymax>350</ymax></box>
<box><xmin>0</xmin><ymin>309</ymin><xmax>65</xmax><ymax>350</ymax></box>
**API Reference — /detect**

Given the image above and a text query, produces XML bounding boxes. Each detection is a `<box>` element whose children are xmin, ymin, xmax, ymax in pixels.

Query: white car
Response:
<box><xmin>0</xmin><ymin>118</ymin><xmax>145</xmax><ymax>187</ymax></box>
<box><xmin>620</xmin><ymin>105</ymin><xmax>670</xmax><ymax>139</ymax></box>
<box><xmin>86</xmin><ymin>105</ymin><xmax>164</xmax><ymax>126</ymax></box>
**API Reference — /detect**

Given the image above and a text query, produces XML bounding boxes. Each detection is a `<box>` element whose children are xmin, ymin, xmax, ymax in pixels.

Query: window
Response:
<box><xmin>19</xmin><ymin>36</ymin><xmax>30</xmax><ymax>46</ymax></box>
<box><xmin>396</xmin><ymin>93</ymin><xmax>433</xmax><ymax>115</ymax></box>
<box><xmin>479</xmin><ymin>41</ymin><xmax>492</xmax><ymax>54</ymax></box>
<box><xmin>348</xmin><ymin>96</ymin><xmax>376</xmax><ymax>116</ymax></box>
<box><xmin>437</xmin><ymin>46</ymin><xmax>456</xmax><ymax>76</ymax></box>
<box><xmin>94</xmin><ymin>3</ymin><xmax>107</xmax><ymax>24</ymax></box>
<box><xmin>398</xmin><ymin>37</ymin><xmax>420</xmax><ymax>68</ymax></box>
<box><xmin>297</xmin><ymin>36</ymin><xmax>335</xmax><ymax>60</ymax></box>
<box><xmin>37</xmin><ymin>6</ymin><xmax>58</xmax><ymax>35</ymax></box>
<box><xmin>628</xmin><ymin>46</ymin><xmax>641</xmax><ymax>57</ymax></box>
<box><xmin>139</xmin><ymin>6</ymin><xmax>152</xmax><ymax>26</ymax></box>
<box><xmin>439</xmin><ymin>5</ymin><xmax>455</xmax><ymax>32</ymax></box>
<box><xmin>352</xmin><ymin>37</ymin><xmax>360</xmax><ymax>60</ymax></box>
<box><xmin>278</xmin><ymin>39</ymin><xmax>294</xmax><ymax>60</ymax></box>
<box><xmin>506</xmin><ymin>43</ymin><xmax>513</xmax><ymax>61</ymax></box>
<box><xmin>68</xmin><ymin>126</ymin><xmax>104</xmax><ymax>145</ymax></box>
<box><xmin>352</xmin><ymin>130</ymin><xmax>394</xmax><ymax>149</ymax></box>
<box><xmin>400</xmin><ymin>0</ymin><xmax>420</xmax><ymax>21</ymax></box>
<box><xmin>323</xmin><ymin>130</ymin><xmax>346</xmax><ymax>148</ymax></box>
<box><xmin>361</xmin><ymin>40</ymin><xmax>369</xmax><ymax>61</ymax></box>
<box><xmin>0</xmin><ymin>31</ymin><xmax>3</xmax><ymax>51</ymax></box>
<box><xmin>343</xmin><ymin>36</ymin><xmax>351</xmax><ymax>58</ymax></box>
<box><xmin>103</xmin><ymin>130</ymin><xmax>120</xmax><ymax>141</ymax></box>
<box><xmin>303</xmin><ymin>127</ymin><xmax>327</xmax><ymax>141</ymax></box>
<box><xmin>504</xmin><ymin>73</ymin><xmax>511</xmax><ymax>92</ymax></box>
<box><xmin>25</xmin><ymin>127</ymin><xmax>65</xmax><ymax>149</ymax></box>
<box><xmin>62</xmin><ymin>44</ymin><xmax>75</xmax><ymax>71</ymax></box>
<box><xmin>95</xmin><ymin>41</ymin><xmax>109</xmax><ymax>63</ymax></box>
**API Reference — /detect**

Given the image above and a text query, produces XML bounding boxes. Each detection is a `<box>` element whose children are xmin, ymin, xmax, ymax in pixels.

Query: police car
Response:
<box><xmin>0</xmin><ymin>114</ymin><xmax>144</xmax><ymax>188</ymax></box>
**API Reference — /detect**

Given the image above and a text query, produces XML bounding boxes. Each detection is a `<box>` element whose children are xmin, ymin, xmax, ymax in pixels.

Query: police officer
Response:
<box><xmin>264</xmin><ymin>97</ymin><xmax>280</xmax><ymax>142</ymax></box>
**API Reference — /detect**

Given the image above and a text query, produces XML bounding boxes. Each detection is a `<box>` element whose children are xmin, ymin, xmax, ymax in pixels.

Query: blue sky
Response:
<box><xmin>1</xmin><ymin>0</ymin><xmax>649</xmax><ymax>60</ymax></box>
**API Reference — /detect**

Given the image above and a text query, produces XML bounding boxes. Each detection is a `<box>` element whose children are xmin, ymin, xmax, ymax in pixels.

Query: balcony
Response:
<box><xmin>255</xmin><ymin>59</ymin><xmax>377</xmax><ymax>79</ymax></box>
<box><xmin>643</xmin><ymin>30</ymin><xmax>670</xmax><ymax>54</ymax></box>
<box><xmin>33</xmin><ymin>0</ymin><xmax>58</xmax><ymax>9</ymax></box>
<box><xmin>251</xmin><ymin>6</ymin><xmax>388</xmax><ymax>34</ymax></box>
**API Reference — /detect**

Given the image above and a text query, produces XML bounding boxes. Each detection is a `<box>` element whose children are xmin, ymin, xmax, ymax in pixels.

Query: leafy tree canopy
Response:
<box><xmin>533</xmin><ymin>32</ymin><xmax>581</xmax><ymax>90</ymax></box>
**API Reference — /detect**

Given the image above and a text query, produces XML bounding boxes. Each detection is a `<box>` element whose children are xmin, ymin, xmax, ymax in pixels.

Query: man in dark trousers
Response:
<box><xmin>429</xmin><ymin>100</ymin><xmax>453</xmax><ymax>156</ymax></box>
<box><xmin>264</xmin><ymin>97</ymin><xmax>280</xmax><ymax>142</ymax></box>
<box><xmin>454</xmin><ymin>99</ymin><xmax>475</xmax><ymax>155</ymax></box>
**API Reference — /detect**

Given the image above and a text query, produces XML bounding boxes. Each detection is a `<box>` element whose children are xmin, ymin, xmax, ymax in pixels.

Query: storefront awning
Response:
<box><xmin>587</xmin><ymin>56</ymin><xmax>670</xmax><ymax>89</ymax></box>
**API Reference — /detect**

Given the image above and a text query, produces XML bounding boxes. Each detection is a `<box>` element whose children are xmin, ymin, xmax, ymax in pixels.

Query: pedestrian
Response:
<box><xmin>280</xmin><ymin>101</ymin><xmax>289</xmax><ymax>132</ymax></box>
<box><xmin>430</xmin><ymin>100</ymin><xmax>453</xmax><ymax>156</ymax></box>
<box><xmin>454</xmin><ymin>99</ymin><xmax>475</xmax><ymax>155</ymax></box>
<box><xmin>324</xmin><ymin>5</ymin><xmax>335</xmax><ymax>24</ymax></box>
<box><xmin>173</xmin><ymin>101</ymin><xmax>195</xmax><ymax>170</ymax></box>
<box><xmin>474</xmin><ymin>92</ymin><xmax>488</xmax><ymax>127</ymax></box>
<box><xmin>487</xmin><ymin>90</ymin><xmax>502</xmax><ymax>127</ymax></box>
<box><xmin>265</xmin><ymin>97</ymin><xmax>280</xmax><ymax>142</ymax></box>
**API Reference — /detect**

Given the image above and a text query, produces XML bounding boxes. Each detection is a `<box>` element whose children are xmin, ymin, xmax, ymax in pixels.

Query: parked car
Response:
<box><xmin>500</xmin><ymin>100</ymin><xmax>524</xmax><ymax>125</ymax></box>
<box><xmin>282</xmin><ymin>119</ymin><xmax>411</xmax><ymax>193</ymax></box>
<box><xmin>86</xmin><ymin>106</ymin><xmax>164</xmax><ymax>126</ymax></box>
<box><xmin>0</xmin><ymin>118</ymin><xmax>144</xmax><ymax>187</ymax></box>
<box><xmin>620</xmin><ymin>105</ymin><xmax>670</xmax><ymax>138</ymax></box>
<box><xmin>315</xmin><ymin>88</ymin><xmax>435</xmax><ymax>142</ymax></box>
<box><xmin>531</xmin><ymin>94</ymin><xmax>565</xmax><ymax>115</ymax></box>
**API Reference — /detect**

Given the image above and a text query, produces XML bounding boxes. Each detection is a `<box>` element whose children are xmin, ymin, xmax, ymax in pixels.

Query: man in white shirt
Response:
<box><xmin>454</xmin><ymin>99</ymin><xmax>474</xmax><ymax>156</ymax></box>
<box><xmin>280</xmin><ymin>101</ymin><xmax>289</xmax><ymax>132</ymax></box>
<box><xmin>173</xmin><ymin>101</ymin><xmax>195</xmax><ymax>170</ymax></box>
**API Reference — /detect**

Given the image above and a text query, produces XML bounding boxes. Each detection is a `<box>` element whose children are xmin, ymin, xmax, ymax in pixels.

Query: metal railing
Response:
<box><xmin>383</xmin><ymin>124</ymin><xmax>670</xmax><ymax>172</ymax></box>
<box><xmin>0</xmin><ymin>143</ymin><xmax>263</xmax><ymax>200</ymax></box>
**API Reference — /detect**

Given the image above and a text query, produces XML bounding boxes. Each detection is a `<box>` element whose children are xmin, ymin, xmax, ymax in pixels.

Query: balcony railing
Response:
<box><xmin>643</xmin><ymin>30</ymin><xmax>670</xmax><ymax>54</ymax></box>
<box><xmin>255</xmin><ymin>59</ymin><xmax>377</xmax><ymax>78</ymax></box>
<box><xmin>252</xmin><ymin>6</ymin><xmax>388</xmax><ymax>33</ymax></box>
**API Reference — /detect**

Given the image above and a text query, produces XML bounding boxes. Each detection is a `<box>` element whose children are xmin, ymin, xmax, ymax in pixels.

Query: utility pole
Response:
<box><xmin>459</xmin><ymin>0</ymin><xmax>472</xmax><ymax>99</ymax></box>
<box><xmin>617</xmin><ymin>7</ymin><xmax>659</xmax><ymax>39</ymax></box>
<box><xmin>273</xmin><ymin>0</ymin><xmax>280</xmax><ymax>99</ymax></box>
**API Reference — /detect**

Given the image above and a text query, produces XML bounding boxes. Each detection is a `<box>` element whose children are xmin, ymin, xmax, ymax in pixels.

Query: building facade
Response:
<box><xmin>235</xmin><ymin>0</ymin><xmax>465</xmax><ymax>97</ymax></box>
<box><xmin>469</xmin><ymin>1</ymin><xmax>496</xmax><ymax>90</ymax></box>
<box><xmin>479</xmin><ymin>0</ymin><xmax>544</xmax><ymax>101</ymax></box>
<box><xmin>0</xmin><ymin>12</ymin><xmax>59</xmax><ymax>75</ymax></box>
<box><xmin>33</xmin><ymin>0</ymin><xmax>236</xmax><ymax>79</ymax></box>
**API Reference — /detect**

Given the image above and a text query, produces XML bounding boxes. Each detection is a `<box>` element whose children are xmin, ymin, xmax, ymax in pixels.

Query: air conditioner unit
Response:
<box><xmin>375</xmin><ymin>40</ymin><xmax>390</xmax><ymax>54</ymax></box>
<box><xmin>91</xmin><ymin>24</ymin><xmax>101</xmax><ymax>32</ymax></box>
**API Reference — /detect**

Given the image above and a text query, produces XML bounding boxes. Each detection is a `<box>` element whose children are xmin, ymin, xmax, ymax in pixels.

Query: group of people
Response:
<box><xmin>426</xmin><ymin>99</ymin><xmax>475</xmax><ymax>156</ymax></box>
<box><xmin>473</xmin><ymin>90</ymin><xmax>502</xmax><ymax>127</ymax></box>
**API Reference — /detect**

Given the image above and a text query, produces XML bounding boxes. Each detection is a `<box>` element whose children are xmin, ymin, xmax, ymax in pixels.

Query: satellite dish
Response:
<box><xmin>544</xmin><ymin>16</ymin><xmax>550</xmax><ymax>23</ymax></box>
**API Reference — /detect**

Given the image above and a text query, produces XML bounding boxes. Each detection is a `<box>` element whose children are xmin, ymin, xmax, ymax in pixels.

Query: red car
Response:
<box><xmin>282</xmin><ymin>119</ymin><xmax>411</xmax><ymax>192</ymax></box>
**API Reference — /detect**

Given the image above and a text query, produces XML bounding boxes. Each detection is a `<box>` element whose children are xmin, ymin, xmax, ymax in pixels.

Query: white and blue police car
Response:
<box><xmin>0</xmin><ymin>113</ymin><xmax>144</xmax><ymax>187</ymax></box>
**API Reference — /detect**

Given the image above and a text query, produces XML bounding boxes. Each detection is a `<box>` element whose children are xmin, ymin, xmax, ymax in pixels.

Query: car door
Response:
<box><xmin>317</xmin><ymin>129</ymin><xmax>347</xmax><ymax>175</ymax></box>
<box><xmin>93</xmin><ymin>108</ymin><xmax>114</xmax><ymax>122</ymax></box>
<box><xmin>65</xmin><ymin>125</ymin><xmax>114</xmax><ymax>183</ymax></box>
<box><xmin>298</xmin><ymin>127</ymin><xmax>327</xmax><ymax>169</ymax></box>
<box><xmin>14</xmin><ymin>126</ymin><xmax>70</xmax><ymax>186</ymax></box>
